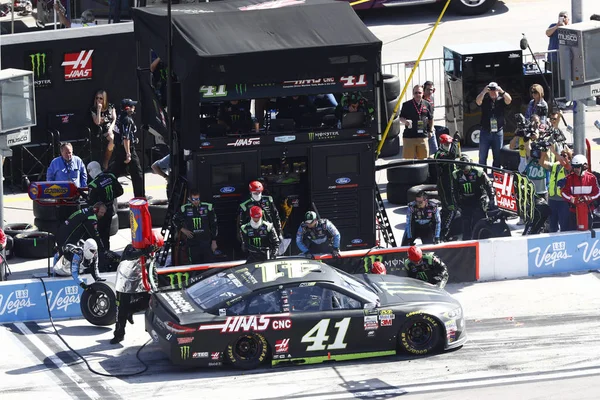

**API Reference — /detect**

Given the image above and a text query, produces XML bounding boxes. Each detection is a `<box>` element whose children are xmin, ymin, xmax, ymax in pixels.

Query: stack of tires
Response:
<box><xmin>4</xmin><ymin>222</ymin><xmax>55</xmax><ymax>259</ymax></box>
<box><xmin>379</xmin><ymin>74</ymin><xmax>402</xmax><ymax>158</ymax></box>
<box><xmin>386</xmin><ymin>163</ymin><xmax>437</xmax><ymax>205</ymax></box>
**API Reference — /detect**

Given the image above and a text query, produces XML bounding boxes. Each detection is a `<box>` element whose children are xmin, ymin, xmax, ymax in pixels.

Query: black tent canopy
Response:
<box><xmin>132</xmin><ymin>0</ymin><xmax>382</xmax><ymax>137</ymax></box>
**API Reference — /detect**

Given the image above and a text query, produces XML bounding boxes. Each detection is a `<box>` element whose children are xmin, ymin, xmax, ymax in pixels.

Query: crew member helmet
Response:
<box><xmin>87</xmin><ymin>161</ymin><xmax>102</xmax><ymax>179</ymax></box>
<box><xmin>249</xmin><ymin>180</ymin><xmax>263</xmax><ymax>193</ymax></box>
<box><xmin>250</xmin><ymin>206</ymin><xmax>263</xmax><ymax>219</ymax></box>
<box><xmin>304</xmin><ymin>211</ymin><xmax>317</xmax><ymax>223</ymax></box>
<box><xmin>439</xmin><ymin>134</ymin><xmax>453</xmax><ymax>145</ymax></box>
<box><xmin>408</xmin><ymin>245</ymin><xmax>423</xmax><ymax>262</ymax></box>
<box><xmin>571</xmin><ymin>154</ymin><xmax>587</xmax><ymax>168</ymax></box>
<box><xmin>83</xmin><ymin>239</ymin><xmax>98</xmax><ymax>260</ymax></box>
<box><xmin>371</xmin><ymin>261</ymin><xmax>387</xmax><ymax>275</ymax></box>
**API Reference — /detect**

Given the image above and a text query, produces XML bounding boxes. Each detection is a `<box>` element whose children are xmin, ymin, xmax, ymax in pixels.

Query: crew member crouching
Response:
<box><xmin>403</xmin><ymin>246</ymin><xmax>448</xmax><ymax>289</ymax></box>
<box><xmin>52</xmin><ymin>238</ymin><xmax>105</xmax><ymax>289</ymax></box>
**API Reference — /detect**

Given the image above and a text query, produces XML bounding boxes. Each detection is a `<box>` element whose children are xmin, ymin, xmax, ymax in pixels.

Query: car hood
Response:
<box><xmin>364</xmin><ymin>274</ymin><xmax>459</xmax><ymax>307</ymax></box>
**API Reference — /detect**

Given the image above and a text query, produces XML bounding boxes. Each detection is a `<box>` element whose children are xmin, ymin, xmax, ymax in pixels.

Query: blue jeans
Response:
<box><xmin>479</xmin><ymin>128</ymin><xmax>503</xmax><ymax>168</ymax></box>
<box><xmin>428</xmin><ymin>134</ymin><xmax>438</xmax><ymax>155</ymax></box>
<box><xmin>548</xmin><ymin>199</ymin><xmax>572</xmax><ymax>232</ymax></box>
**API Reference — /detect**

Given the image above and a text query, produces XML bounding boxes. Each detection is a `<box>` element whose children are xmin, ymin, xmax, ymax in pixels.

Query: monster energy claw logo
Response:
<box><xmin>463</xmin><ymin>182</ymin><xmax>472</xmax><ymax>194</ymax></box>
<box><xmin>192</xmin><ymin>217</ymin><xmax>201</xmax><ymax>230</ymax></box>
<box><xmin>515</xmin><ymin>173</ymin><xmax>535</xmax><ymax>221</ymax></box>
<box><xmin>30</xmin><ymin>53</ymin><xmax>46</xmax><ymax>77</ymax></box>
<box><xmin>27</xmin><ymin>52</ymin><xmax>52</xmax><ymax>87</ymax></box>
<box><xmin>251</xmin><ymin>237</ymin><xmax>262</xmax><ymax>247</ymax></box>
<box><xmin>168</xmin><ymin>272</ymin><xmax>190</xmax><ymax>289</ymax></box>
<box><xmin>363</xmin><ymin>255</ymin><xmax>383</xmax><ymax>273</ymax></box>
<box><xmin>416</xmin><ymin>271</ymin><xmax>428</xmax><ymax>281</ymax></box>
<box><xmin>180</xmin><ymin>346</ymin><xmax>190</xmax><ymax>360</ymax></box>
<box><xmin>235</xmin><ymin>83</ymin><xmax>248</xmax><ymax>95</ymax></box>
<box><xmin>104</xmin><ymin>185</ymin><xmax>114</xmax><ymax>200</ymax></box>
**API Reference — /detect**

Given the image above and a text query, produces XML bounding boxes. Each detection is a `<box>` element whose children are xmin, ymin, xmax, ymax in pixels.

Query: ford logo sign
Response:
<box><xmin>201</xmin><ymin>142</ymin><xmax>211</xmax><ymax>146</ymax></box>
<box><xmin>220</xmin><ymin>187</ymin><xmax>235</xmax><ymax>194</ymax></box>
<box><xmin>335</xmin><ymin>177</ymin><xmax>351</xmax><ymax>185</ymax></box>
<box><xmin>356</xmin><ymin>130</ymin><xmax>366</xmax><ymax>134</ymax></box>
<box><xmin>351</xmin><ymin>238</ymin><xmax>363</xmax><ymax>244</ymax></box>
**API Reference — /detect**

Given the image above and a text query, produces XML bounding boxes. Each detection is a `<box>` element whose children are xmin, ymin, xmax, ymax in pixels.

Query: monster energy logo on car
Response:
<box><xmin>514</xmin><ymin>173</ymin><xmax>535</xmax><ymax>222</ymax></box>
<box><xmin>168</xmin><ymin>272</ymin><xmax>190</xmax><ymax>289</ymax></box>
<box><xmin>463</xmin><ymin>182</ymin><xmax>472</xmax><ymax>194</ymax></box>
<box><xmin>363</xmin><ymin>255</ymin><xmax>383</xmax><ymax>273</ymax></box>
<box><xmin>27</xmin><ymin>51</ymin><xmax>52</xmax><ymax>88</ymax></box>
<box><xmin>235</xmin><ymin>83</ymin><xmax>248</xmax><ymax>95</ymax></box>
<box><xmin>180</xmin><ymin>346</ymin><xmax>190</xmax><ymax>360</ymax></box>
<box><xmin>192</xmin><ymin>217</ymin><xmax>201</xmax><ymax>230</ymax></box>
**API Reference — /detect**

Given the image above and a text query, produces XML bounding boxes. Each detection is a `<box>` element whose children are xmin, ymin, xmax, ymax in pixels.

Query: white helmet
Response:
<box><xmin>83</xmin><ymin>239</ymin><xmax>98</xmax><ymax>260</ymax></box>
<box><xmin>87</xmin><ymin>161</ymin><xmax>102</xmax><ymax>179</ymax></box>
<box><xmin>571</xmin><ymin>154</ymin><xmax>587</xmax><ymax>168</ymax></box>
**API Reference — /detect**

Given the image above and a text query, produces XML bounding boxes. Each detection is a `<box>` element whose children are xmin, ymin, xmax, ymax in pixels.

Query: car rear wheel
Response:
<box><xmin>226</xmin><ymin>333</ymin><xmax>269</xmax><ymax>370</ymax></box>
<box><xmin>451</xmin><ymin>0</ymin><xmax>497</xmax><ymax>16</ymax></box>
<box><xmin>80</xmin><ymin>281</ymin><xmax>117</xmax><ymax>326</ymax></box>
<box><xmin>398</xmin><ymin>314</ymin><xmax>442</xmax><ymax>355</ymax></box>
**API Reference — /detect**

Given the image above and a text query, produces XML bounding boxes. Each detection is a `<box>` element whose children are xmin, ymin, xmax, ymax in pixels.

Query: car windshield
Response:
<box><xmin>333</xmin><ymin>270</ymin><xmax>379</xmax><ymax>303</ymax></box>
<box><xmin>186</xmin><ymin>271</ymin><xmax>251</xmax><ymax>310</ymax></box>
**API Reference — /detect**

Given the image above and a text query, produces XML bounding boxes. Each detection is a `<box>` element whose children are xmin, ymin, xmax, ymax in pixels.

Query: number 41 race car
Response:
<box><xmin>145</xmin><ymin>258</ymin><xmax>466</xmax><ymax>369</ymax></box>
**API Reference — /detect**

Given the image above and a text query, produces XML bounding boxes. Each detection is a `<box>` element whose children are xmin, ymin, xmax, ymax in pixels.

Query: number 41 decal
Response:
<box><xmin>301</xmin><ymin>318</ymin><xmax>351</xmax><ymax>351</ymax></box>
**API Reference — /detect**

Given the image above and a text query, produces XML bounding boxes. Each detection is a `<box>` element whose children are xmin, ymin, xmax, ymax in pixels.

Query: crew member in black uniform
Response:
<box><xmin>403</xmin><ymin>246</ymin><xmax>449</xmax><ymax>289</ymax></box>
<box><xmin>335</xmin><ymin>92</ymin><xmax>374</xmax><ymax>123</ymax></box>
<box><xmin>240</xmin><ymin>206</ymin><xmax>280</xmax><ymax>262</ymax></box>
<box><xmin>452</xmin><ymin>155</ymin><xmax>496</xmax><ymax>240</ymax></box>
<box><xmin>173</xmin><ymin>189</ymin><xmax>218</xmax><ymax>264</ymax></box>
<box><xmin>434</xmin><ymin>133</ymin><xmax>460</xmax><ymax>240</ymax></box>
<box><xmin>86</xmin><ymin>161</ymin><xmax>123</xmax><ymax>251</ymax></box>
<box><xmin>218</xmin><ymin>100</ymin><xmax>257</xmax><ymax>132</ymax></box>
<box><xmin>237</xmin><ymin>180</ymin><xmax>282</xmax><ymax>241</ymax></box>
<box><xmin>402</xmin><ymin>190</ymin><xmax>442</xmax><ymax>246</ymax></box>
<box><xmin>55</xmin><ymin>203</ymin><xmax>107</xmax><ymax>256</ymax></box>
<box><xmin>109</xmin><ymin>98</ymin><xmax>145</xmax><ymax>198</ymax></box>
<box><xmin>277</xmin><ymin>96</ymin><xmax>316</xmax><ymax>127</ymax></box>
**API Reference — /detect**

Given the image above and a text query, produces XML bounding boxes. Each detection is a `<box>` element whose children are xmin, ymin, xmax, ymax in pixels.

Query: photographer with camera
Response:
<box><xmin>476</xmin><ymin>82</ymin><xmax>512</xmax><ymax>168</ymax></box>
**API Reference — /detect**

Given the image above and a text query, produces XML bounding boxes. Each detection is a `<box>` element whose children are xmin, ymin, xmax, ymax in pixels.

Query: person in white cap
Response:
<box><xmin>475</xmin><ymin>82</ymin><xmax>512</xmax><ymax>168</ymax></box>
<box><xmin>87</xmin><ymin>161</ymin><xmax>123</xmax><ymax>251</ymax></box>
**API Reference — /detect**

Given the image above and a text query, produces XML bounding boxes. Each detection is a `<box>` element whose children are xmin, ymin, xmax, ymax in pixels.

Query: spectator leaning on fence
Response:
<box><xmin>47</xmin><ymin>142</ymin><xmax>87</xmax><ymax>188</ymax></box>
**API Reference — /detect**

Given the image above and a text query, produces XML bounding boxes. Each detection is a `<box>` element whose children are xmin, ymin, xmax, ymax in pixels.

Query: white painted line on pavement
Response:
<box><xmin>14</xmin><ymin>322</ymin><xmax>102</xmax><ymax>400</ymax></box>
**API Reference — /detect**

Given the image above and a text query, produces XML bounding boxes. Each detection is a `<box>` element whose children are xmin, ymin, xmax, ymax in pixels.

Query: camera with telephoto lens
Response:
<box><xmin>530</xmin><ymin>126</ymin><xmax>566</xmax><ymax>154</ymax></box>
<box><xmin>514</xmin><ymin>113</ymin><xmax>536</xmax><ymax>142</ymax></box>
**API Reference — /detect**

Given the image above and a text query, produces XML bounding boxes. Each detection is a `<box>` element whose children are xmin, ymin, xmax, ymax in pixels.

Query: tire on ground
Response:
<box><xmin>386</xmin><ymin>182</ymin><xmax>412</xmax><ymax>205</ymax></box>
<box><xmin>471</xmin><ymin>218</ymin><xmax>511</xmax><ymax>239</ymax></box>
<box><xmin>33</xmin><ymin>201</ymin><xmax>78</xmax><ymax>221</ymax></box>
<box><xmin>14</xmin><ymin>231</ymin><xmax>56</xmax><ymax>259</ymax></box>
<box><xmin>148</xmin><ymin>199</ymin><xmax>169</xmax><ymax>227</ymax></box>
<box><xmin>379</xmin><ymin>135</ymin><xmax>400</xmax><ymax>158</ymax></box>
<box><xmin>382</xmin><ymin>116</ymin><xmax>401</xmax><ymax>139</ymax></box>
<box><xmin>110</xmin><ymin>213</ymin><xmax>119</xmax><ymax>236</ymax></box>
<box><xmin>117</xmin><ymin>202</ymin><xmax>130</xmax><ymax>229</ymax></box>
<box><xmin>398</xmin><ymin>313</ymin><xmax>443</xmax><ymax>355</ymax></box>
<box><xmin>5</xmin><ymin>235</ymin><xmax>14</xmax><ymax>260</ymax></box>
<box><xmin>500</xmin><ymin>144</ymin><xmax>520</xmax><ymax>171</ymax></box>
<box><xmin>386</xmin><ymin>163</ymin><xmax>429</xmax><ymax>185</ymax></box>
<box><xmin>386</xmin><ymin>96</ymin><xmax>401</xmax><ymax>121</ymax></box>
<box><xmin>34</xmin><ymin>218</ymin><xmax>62</xmax><ymax>237</ymax></box>
<box><xmin>80</xmin><ymin>281</ymin><xmax>117</xmax><ymax>326</ymax></box>
<box><xmin>383</xmin><ymin>74</ymin><xmax>401</xmax><ymax>101</ymax></box>
<box><xmin>407</xmin><ymin>184</ymin><xmax>440</xmax><ymax>203</ymax></box>
<box><xmin>4</xmin><ymin>223</ymin><xmax>37</xmax><ymax>237</ymax></box>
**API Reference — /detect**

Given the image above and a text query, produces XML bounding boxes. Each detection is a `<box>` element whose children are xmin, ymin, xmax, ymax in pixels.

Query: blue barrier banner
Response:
<box><xmin>0</xmin><ymin>278</ymin><xmax>84</xmax><ymax>323</ymax></box>
<box><xmin>527</xmin><ymin>231</ymin><xmax>600</xmax><ymax>276</ymax></box>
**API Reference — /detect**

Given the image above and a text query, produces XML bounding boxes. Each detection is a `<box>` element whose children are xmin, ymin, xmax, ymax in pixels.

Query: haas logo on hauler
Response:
<box><xmin>227</xmin><ymin>137</ymin><xmax>260</xmax><ymax>147</ymax></box>
<box><xmin>62</xmin><ymin>50</ymin><xmax>94</xmax><ymax>81</ymax></box>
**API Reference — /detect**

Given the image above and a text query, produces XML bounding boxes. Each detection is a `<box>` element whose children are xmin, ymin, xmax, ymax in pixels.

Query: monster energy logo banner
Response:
<box><xmin>192</xmin><ymin>217</ymin><xmax>201</xmax><ymax>230</ymax></box>
<box><xmin>26</xmin><ymin>51</ymin><xmax>53</xmax><ymax>88</ymax></box>
<box><xmin>168</xmin><ymin>272</ymin><xmax>190</xmax><ymax>289</ymax></box>
<box><xmin>362</xmin><ymin>255</ymin><xmax>383</xmax><ymax>273</ymax></box>
<box><xmin>180</xmin><ymin>346</ymin><xmax>190</xmax><ymax>360</ymax></box>
<box><xmin>235</xmin><ymin>83</ymin><xmax>248</xmax><ymax>95</ymax></box>
<box><xmin>514</xmin><ymin>173</ymin><xmax>536</xmax><ymax>222</ymax></box>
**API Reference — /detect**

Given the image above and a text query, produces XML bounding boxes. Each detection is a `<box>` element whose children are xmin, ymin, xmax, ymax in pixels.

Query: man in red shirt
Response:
<box><xmin>561</xmin><ymin>154</ymin><xmax>600</xmax><ymax>230</ymax></box>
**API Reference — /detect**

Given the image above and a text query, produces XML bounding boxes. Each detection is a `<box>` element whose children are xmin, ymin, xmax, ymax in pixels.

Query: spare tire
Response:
<box><xmin>500</xmin><ymin>144</ymin><xmax>521</xmax><ymax>172</ymax></box>
<box><xmin>387</xmin><ymin>163</ymin><xmax>429</xmax><ymax>185</ymax></box>
<box><xmin>4</xmin><ymin>223</ymin><xmax>37</xmax><ymax>237</ymax></box>
<box><xmin>117</xmin><ymin>202</ymin><xmax>130</xmax><ymax>229</ymax></box>
<box><xmin>386</xmin><ymin>96</ymin><xmax>400</xmax><ymax>121</ymax></box>
<box><xmin>110</xmin><ymin>213</ymin><xmax>119</xmax><ymax>236</ymax></box>
<box><xmin>472</xmin><ymin>219</ymin><xmax>511</xmax><ymax>240</ymax></box>
<box><xmin>34</xmin><ymin>218</ymin><xmax>62</xmax><ymax>237</ymax></box>
<box><xmin>148</xmin><ymin>199</ymin><xmax>169</xmax><ymax>227</ymax></box>
<box><xmin>14</xmin><ymin>231</ymin><xmax>56</xmax><ymax>259</ymax></box>
<box><xmin>33</xmin><ymin>201</ymin><xmax>78</xmax><ymax>221</ymax></box>
<box><xmin>379</xmin><ymin>135</ymin><xmax>400</xmax><ymax>158</ymax></box>
<box><xmin>5</xmin><ymin>235</ymin><xmax>14</xmax><ymax>260</ymax></box>
<box><xmin>382</xmin><ymin>117</ymin><xmax>401</xmax><ymax>140</ymax></box>
<box><xmin>386</xmin><ymin>182</ymin><xmax>412</xmax><ymax>205</ymax></box>
<box><xmin>80</xmin><ymin>281</ymin><xmax>117</xmax><ymax>326</ymax></box>
<box><xmin>427</xmin><ymin>162</ymin><xmax>439</xmax><ymax>184</ymax></box>
<box><xmin>407</xmin><ymin>184</ymin><xmax>440</xmax><ymax>203</ymax></box>
<box><xmin>383</xmin><ymin>74</ymin><xmax>401</xmax><ymax>101</ymax></box>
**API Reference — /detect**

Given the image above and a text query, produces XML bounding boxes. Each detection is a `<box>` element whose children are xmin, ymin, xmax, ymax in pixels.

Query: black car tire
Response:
<box><xmin>407</xmin><ymin>184</ymin><xmax>439</xmax><ymax>203</ymax></box>
<box><xmin>379</xmin><ymin>135</ymin><xmax>400</xmax><ymax>158</ymax></box>
<box><xmin>464</xmin><ymin>124</ymin><xmax>481</xmax><ymax>147</ymax></box>
<box><xmin>14</xmin><ymin>231</ymin><xmax>56</xmax><ymax>259</ymax></box>
<box><xmin>148</xmin><ymin>199</ymin><xmax>169</xmax><ymax>227</ymax></box>
<box><xmin>226</xmin><ymin>333</ymin><xmax>269</xmax><ymax>370</ymax></box>
<box><xmin>383</xmin><ymin>116</ymin><xmax>401</xmax><ymax>140</ymax></box>
<box><xmin>4</xmin><ymin>223</ymin><xmax>38</xmax><ymax>237</ymax></box>
<box><xmin>0</xmin><ymin>257</ymin><xmax>7</xmax><ymax>281</ymax></box>
<box><xmin>386</xmin><ymin>182</ymin><xmax>412</xmax><ymax>205</ymax></box>
<box><xmin>383</xmin><ymin>74</ymin><xmax>401</xmax><ymax>101</ymax></box>
<box><xmin>500</xmin><ymin>144</ymin><xmax>520</xmax><ymax>171</ymax></box>
<box><xmin>33</xmin><ymin>201</ymin><xmax>78</xmax><ymax>221</ymax></box>
<box><xmin>5</xmin><ymin>235</ymin><xmax>14</xmax><ymax>260</ymax></box>
<box><xmin>80</xmin><ymin>281</ymin><xmax>117</xmax><ymax>326</ymax></box>
<box><xmin>386</xmin><ymin>96</ymin><xmax>400</xmax><ymax>121</ymax></box>
<box><xmin>451</xmin><ymin>0</ymin><xmax>497</xmax><ymax>16</ymax></box>
<box><xmin>472</xmin><ymin>218</ymin><xmax>511</xmax><ymax>239</ymax></box>
<box><xmin>34</xmin><ymin>218</ymin><xmax>62</xmax><ymax>237</ymax></box>
<box><xmin>387</xmin><ymin>163</ymin><xmax>429</xmax><ymax>185</ymax></box>
<box><xmin>426</xmin><ymin>162</ymin><xmax>439</xmax><ymax>184</ymax></box>
<box><xmin>110</xmin><ymin>213</ymin><xmax>119</xmax><ymax>236</ymax></box>
<box><xmin>117</xmin><ymin>202</ymin><xmax>130</xmax><ymax>229</ymax></box>
<box><xmin>398</xmin><ymin>313</ymin><xmax>443</xmax><ymax>355</ymax></box>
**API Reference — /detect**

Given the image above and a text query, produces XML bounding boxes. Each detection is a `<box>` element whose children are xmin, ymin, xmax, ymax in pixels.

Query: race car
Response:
<box><xmin>145</xmin><ymin>258</ymin><xmax>466</xmax><ymax>369</ymax></box>
<box><xmin>347</xmin><ymin>0</ymin><xmax>496</xmax><ymax>15</ymax></box>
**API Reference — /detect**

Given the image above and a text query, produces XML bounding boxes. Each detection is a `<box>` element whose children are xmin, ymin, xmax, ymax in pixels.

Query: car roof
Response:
<box><xmin>226</xmin><ymin>258</ymin><xmax>339</xmax><ymax>290</ymax></box>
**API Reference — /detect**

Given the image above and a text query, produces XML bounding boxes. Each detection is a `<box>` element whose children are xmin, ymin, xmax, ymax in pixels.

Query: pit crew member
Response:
<box><xmin>561</xmin><ymin>154</ymin><xmax>600</xmax><ymax>230</ymax></box>
<box><xmin>52</xmin><ymin>238</ymin><xmax>105</xmax><ymax>289</ymax></box>
<box><xmin>296</xmin><ymin>211</ymin><xmax>341</xmax><ymax>258</ymax></box>
<box><xmin>403</xmin><ymin>246</ymin><xmax>449</xmax><ymax>289</ymax></box>
<box><xmin>237</xmin><ymin>180</ymin><xmax>282</xmax><ymax>241</ymax></box>
<box><xmin>434</xmin><ymin>133</ymin><xmax>460</xmax><ymax>240</ymax></box>
<box><xmin>240</xmin><ymin>206</ymin><xmax>280</xmax><ymax>262</ymax></box>
<box><xmin>55</xmin><ymin>203</ymin><xmax>107</xmax><ymax>255</ymax></box>
<box><xmin>401</xmin><ymin>190</ymin><xmax>441</xmax><ymax>246</ymax></box>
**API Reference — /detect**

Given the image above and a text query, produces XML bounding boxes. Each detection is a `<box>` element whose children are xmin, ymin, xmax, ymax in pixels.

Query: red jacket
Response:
<box><xmin>0</xmin><ymin>228</ymin><xmax>5</xmax><ymax>249</ymax></box>
<box><xmin>561</xmin><ymin>171</ymin><xmax>600</xmax><ymax>204</ymax></box>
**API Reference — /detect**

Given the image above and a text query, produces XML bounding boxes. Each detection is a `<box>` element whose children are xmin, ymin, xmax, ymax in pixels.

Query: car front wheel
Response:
<box><xmin>226</xmin><ymin>333</ymin><xmax>269</xmax><ymax>370</ymax></box>
<box><xmin>398</xmin><ymin>314</ymin><xmax>443</xmax><ymax>355</ymax></box>
<box><xmin>451</xmin><ymin>0</ymin><xmax>497</xmax><ymax>16</ymax></box>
